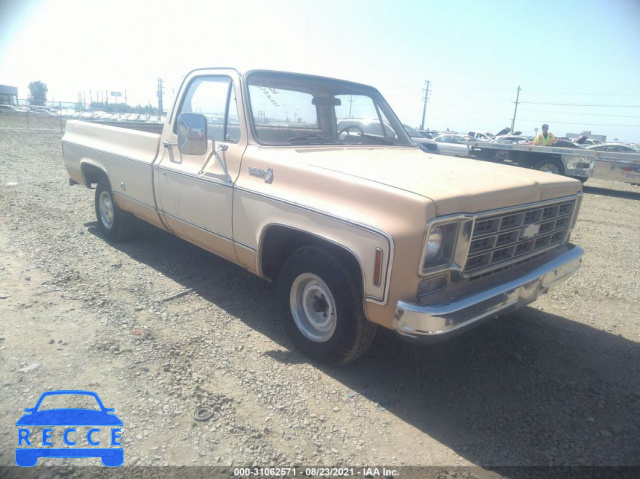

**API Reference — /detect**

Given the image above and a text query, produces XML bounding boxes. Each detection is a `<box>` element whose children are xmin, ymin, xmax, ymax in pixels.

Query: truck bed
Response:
<box><xmin>62</xmin><ymin>120</ymin><xmax>162</xmax><ymax>223</ymax></box>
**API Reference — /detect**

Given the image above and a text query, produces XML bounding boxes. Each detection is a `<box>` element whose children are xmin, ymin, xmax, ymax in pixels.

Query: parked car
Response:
<box><xmin>467</xmin><ymin>131</ymin><xmax>492</xmax><ymax>142</ymax></box>
<box><xmin>586</xmin><ymin>143</ymin><xmax>639</xmax><ymax>153</ymax></box>
<box><xmin>403</xmin><ymin>125</ymin><xmax>427</xmax><ymax>138</ymax></box>
<box><xmin>28</xmin><ymin>106</ymin><xmax>58</xmax><ymax>116</ymax></box>
<box><xmin>416</xmin><ymin>129</ymin><xmax>438</xmax><ymax>139</ymax></box>
<box><xmin>494</xmin><ymin>135</ymin><xmax>530</xmax><ymax>144</ymax></box>
<box><xmin>554</xmin><ymin>139</ymin><xmax>585</xmax><ymax>149</ymax></box>
<box><xmin>403</xmin><ymin>125</ymin><xmax>439</xmax><ymax>153</ymax></box>
<box><xmin>433</xmin><ymin>133</ymin><xmax>475</xmax><ymax>156</ymax></box>
<box><xmin>0</xmin><ymin>104</ymin><xmax>18</xmax><ymax>113</ymax></box>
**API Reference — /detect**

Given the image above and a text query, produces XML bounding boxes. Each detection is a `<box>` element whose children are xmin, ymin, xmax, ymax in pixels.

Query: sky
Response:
<box><xmin>1</xmin><ymin>0</ymin><xmax>639</xmax><ymax>142</ymax></box>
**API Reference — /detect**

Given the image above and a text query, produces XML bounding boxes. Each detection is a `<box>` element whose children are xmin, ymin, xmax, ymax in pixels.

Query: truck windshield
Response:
<box><xmin>246</xmin><ymin>71</ymin><xmax>413</xmax><ymax>147</ymax></box>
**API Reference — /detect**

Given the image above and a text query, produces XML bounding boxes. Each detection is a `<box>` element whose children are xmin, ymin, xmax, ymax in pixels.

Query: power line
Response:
<box><xmin>427</xmin><ymin>102</ymin><xmax>512</xmax><ymax>109</ymax></box>
<box><xmin>432</xmin><ymin>86</ymin><xmax>515</xmax><ymax>92</ymax></box>
<box><xmin>525</xmin><ymin>89</ymin><xmax>640</xmax><ymax>96</ymax></box>
<box><xmin>521</xmin><ymin>108</ymin><xmax>640</xmax><ymax>119</ymax></box>
<box><xmin>518</xmin><ymin>118</ymin><xmax>640</xmax><ymax>127</ymax></box>
<box><xmin>431</xmin><ymin>93</ymin><xmax>512</xmax><ymax>102</ymax></box>
<box><xmin>519</xmin><ymin>101</ymin><xmax>640</xmax><ymax>108</ymax></box>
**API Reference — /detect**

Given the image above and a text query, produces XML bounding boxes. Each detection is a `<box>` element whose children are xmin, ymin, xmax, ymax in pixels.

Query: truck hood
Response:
<box><xmin>301</xmin><ymin>147</ymin><xmax>582</xmax><ymax>215</ymax></box>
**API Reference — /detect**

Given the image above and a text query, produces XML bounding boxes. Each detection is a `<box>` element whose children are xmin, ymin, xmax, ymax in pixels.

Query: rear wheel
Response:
<box><xmin>534</xmin><ymin>158</ymin><xmax>565</xmax><ymax>176</ymax></box>
<box><xmin>278</xmin><ymin>246</ymin><xmax>377</xmax><ymax>365</ymax></box>
<box><xmin>95</xmin><ymin>178</ymin><xmax>136</xmax><ymax>241</ymax></box>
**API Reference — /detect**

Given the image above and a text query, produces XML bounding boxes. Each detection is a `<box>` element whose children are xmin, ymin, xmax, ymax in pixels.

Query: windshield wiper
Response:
<box><xmin>288</xmin><ymin>135</ymin><xmax>338</xmax><ymax>145</ymax></box>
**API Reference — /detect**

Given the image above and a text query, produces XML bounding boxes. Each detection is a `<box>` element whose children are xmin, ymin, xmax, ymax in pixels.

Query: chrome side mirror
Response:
<box><xmin>177</xmin><ymin>113</ymin><xmax>207</xmax><ymax>155</ymax></box>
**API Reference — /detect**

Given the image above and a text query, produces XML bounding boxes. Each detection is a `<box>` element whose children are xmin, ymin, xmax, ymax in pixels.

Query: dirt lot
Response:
<box><xmin>0</xmin><ymin>123</ymin><xmax>639</xmax><ymax>476</ymax></box>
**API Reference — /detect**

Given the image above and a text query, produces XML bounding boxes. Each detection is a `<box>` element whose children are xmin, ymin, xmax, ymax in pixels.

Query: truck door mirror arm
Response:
<box><xmin>176</xmin><ymin>112</ymin><xmax>232</xmax><ymax>183</ymax></box>
<box><xmin>198</xmin><ymin>140</ymin><xmax>230</xmax><ymax>183</ymax></box>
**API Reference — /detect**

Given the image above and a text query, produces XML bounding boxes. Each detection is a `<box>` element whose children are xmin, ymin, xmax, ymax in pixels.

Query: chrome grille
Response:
<box><xmin>465</xmin><ymin>199</ymin><xmax>576</xmax><ymax>274</ymax></box>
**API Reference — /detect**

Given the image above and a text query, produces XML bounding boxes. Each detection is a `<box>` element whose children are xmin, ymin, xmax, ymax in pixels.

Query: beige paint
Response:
<box><xmin>62</xmin><ymin>68</ymin><xmax>583</xmax><ymax>332</ymax></box>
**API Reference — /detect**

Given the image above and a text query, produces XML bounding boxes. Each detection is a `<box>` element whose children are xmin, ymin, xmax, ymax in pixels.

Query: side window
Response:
<box><xmin>176</xmin><ymin>76</ymin><xmax>239</xmax><ymax>144</ymax></box>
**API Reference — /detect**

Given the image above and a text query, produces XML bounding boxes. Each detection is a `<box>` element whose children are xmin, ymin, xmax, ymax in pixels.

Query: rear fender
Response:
<box><xmin>80</xmin><ymin>160</ymin><xmax>108</xmax><ymax>188</ymax></box>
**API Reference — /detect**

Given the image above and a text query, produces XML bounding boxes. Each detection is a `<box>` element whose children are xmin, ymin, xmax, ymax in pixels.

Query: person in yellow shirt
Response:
<box><xmin>532</xmin><ymin>123</ymin><xmax>557</xmax><ymax>146</ymax></box>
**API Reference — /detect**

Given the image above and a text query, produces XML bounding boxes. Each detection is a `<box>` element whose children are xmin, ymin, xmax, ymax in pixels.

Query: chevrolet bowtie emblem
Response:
<box><xmin>521</xmin><ymin>223</ymin><xmax>541</xmax><ymax>239</ymax></box>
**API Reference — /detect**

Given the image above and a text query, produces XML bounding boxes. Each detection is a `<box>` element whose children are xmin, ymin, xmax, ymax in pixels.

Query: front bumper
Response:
<box><xmin>393</xmin><ymin>245</ymin><xmax>583</xmax><ymax>342</ymax></box>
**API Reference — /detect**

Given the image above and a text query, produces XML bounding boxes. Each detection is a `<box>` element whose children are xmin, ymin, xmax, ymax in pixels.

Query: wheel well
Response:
<box><xmin>81</xmin><ymin>163</ymin><xmax>108</xmax><ymax>187</ymax></box>
<box><xmin>261</xmin><ymin>226</ymin><xmax>362</xmax><ymax>289</ymax></box>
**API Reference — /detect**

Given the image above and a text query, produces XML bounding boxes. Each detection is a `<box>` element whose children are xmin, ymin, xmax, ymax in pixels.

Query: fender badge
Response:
<box><xmin>249</xmin><ymin>167</ymin><xmax>274</xmax><ymax>184</ymax></box>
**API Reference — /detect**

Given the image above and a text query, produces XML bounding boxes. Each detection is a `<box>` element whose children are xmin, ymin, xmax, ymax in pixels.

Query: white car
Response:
<box><xmin>467</xmin><ymin>131</ymin><xmax>492</xmax><ymax>142</ymax></box>
<box><xmin>586</xmin><ymin>143</ymin><xmax>639</xmax><ymax>153</ymax></box>
<box><xmin>433</xmin><ymin>134</ymin><xmax>475</xmax><ymax>157</ymax></box>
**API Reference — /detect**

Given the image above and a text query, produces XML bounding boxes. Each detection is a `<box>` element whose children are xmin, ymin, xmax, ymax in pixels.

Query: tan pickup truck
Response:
<box><xmin>62</xmin><ymin>68</ymin><xmax>584</xmax><ymax>365</ymax></box>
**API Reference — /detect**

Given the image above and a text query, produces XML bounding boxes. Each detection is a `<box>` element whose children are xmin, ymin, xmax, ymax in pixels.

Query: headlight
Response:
<box><xmin>421</xmin><ymin>218</ymin><xmax>474</xmax><ymax>274</ymax></box>
<box><xmin>426</xmin><ymin>227</ymin><xmax>444</xmax><ymax>261</ymax></box>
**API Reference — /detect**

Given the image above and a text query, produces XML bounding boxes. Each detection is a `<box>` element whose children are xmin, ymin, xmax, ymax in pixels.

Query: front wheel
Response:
<box><xmin>95</xmin><ymin>178</ymin><xmax>136</xmax><ymax>241</ymax></box>
<box><xmin>278</xmin><ymin>246</ymin><xmax>377</xmax><ymax>365</ymax></box>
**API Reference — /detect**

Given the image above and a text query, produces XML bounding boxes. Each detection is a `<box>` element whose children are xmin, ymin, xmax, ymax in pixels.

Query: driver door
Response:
<box><xmin>156</xmin><ymin>74</ymin><xmax>243</xmax><ymax>262</ymax></box>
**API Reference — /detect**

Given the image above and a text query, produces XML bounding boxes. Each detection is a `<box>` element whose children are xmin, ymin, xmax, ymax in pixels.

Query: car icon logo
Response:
<box><xmin>15</xmin><ymin>390</ymin><xmax>123</xmax><ymax>467</ymax></box>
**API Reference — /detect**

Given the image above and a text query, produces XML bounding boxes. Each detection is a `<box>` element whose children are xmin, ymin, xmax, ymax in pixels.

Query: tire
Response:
<box><xmin>534</xmin><ymin>158</ymin><xmax>565</xmax><ymax>176</ymax></box>
<box><xmin>277</xmin><ymin>245</ymin><xmax>377</xmax><ymax>365</ymax></box>
<box><xmin>95</xmin><ymin>178</ymin><xmax>136</xmax><ymax>241</ymax></box>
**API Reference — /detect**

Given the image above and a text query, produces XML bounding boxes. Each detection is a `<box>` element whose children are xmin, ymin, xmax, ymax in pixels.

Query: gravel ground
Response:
<box><xmin>0</xmin><ymin>125</ymin><xmax>639</xmax><ymax>477</ymax></box>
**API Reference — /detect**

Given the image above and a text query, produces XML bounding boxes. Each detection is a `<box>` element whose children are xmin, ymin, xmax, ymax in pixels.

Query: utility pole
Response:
<box><xmin>420</xmin><ymin>80</ymin><xmax>430</xmax><ymax>130</ymax></box>
<box><xmin>511</xmin><ymin>85</ymin><xmax>521</xmax><ymax>133</ymax></box>
<box><xmin>157</xmin><ymin>78</ymin><xmax>164</xmax><ymax>115</ymax></box>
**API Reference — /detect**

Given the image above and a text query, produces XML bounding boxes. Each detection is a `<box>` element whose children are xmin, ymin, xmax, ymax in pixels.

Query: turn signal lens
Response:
<box><xmin>418</xmin><ymin>275</ymin><xmax>448</xmax><ymax>298</ymax></box>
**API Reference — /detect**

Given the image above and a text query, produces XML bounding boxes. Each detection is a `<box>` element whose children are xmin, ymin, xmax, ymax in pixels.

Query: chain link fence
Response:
<box><xmin>1</xmin><ymin>97</ymin><xmax>165</xmax><ymax>133</ymax></box>
<box><xmin>0</xmin><ymin>111</ymin><xmax>67</xmax><ymax>132</ymax></box>
<box><xmin>1</xmin><ymin>109</ymin><xmax>165</xmax><ymax>135</ymax></box>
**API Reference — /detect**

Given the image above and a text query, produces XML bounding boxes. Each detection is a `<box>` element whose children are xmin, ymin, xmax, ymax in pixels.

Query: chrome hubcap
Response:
<box><xmin>290</xmin><ymin>273</ymin><xmax>336</xmax><ymax>343</ymax></box>
<box><xmin>99</xmin><ymin>191</ymin><xmax>114</xmax><ymax>229</ymax></box>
